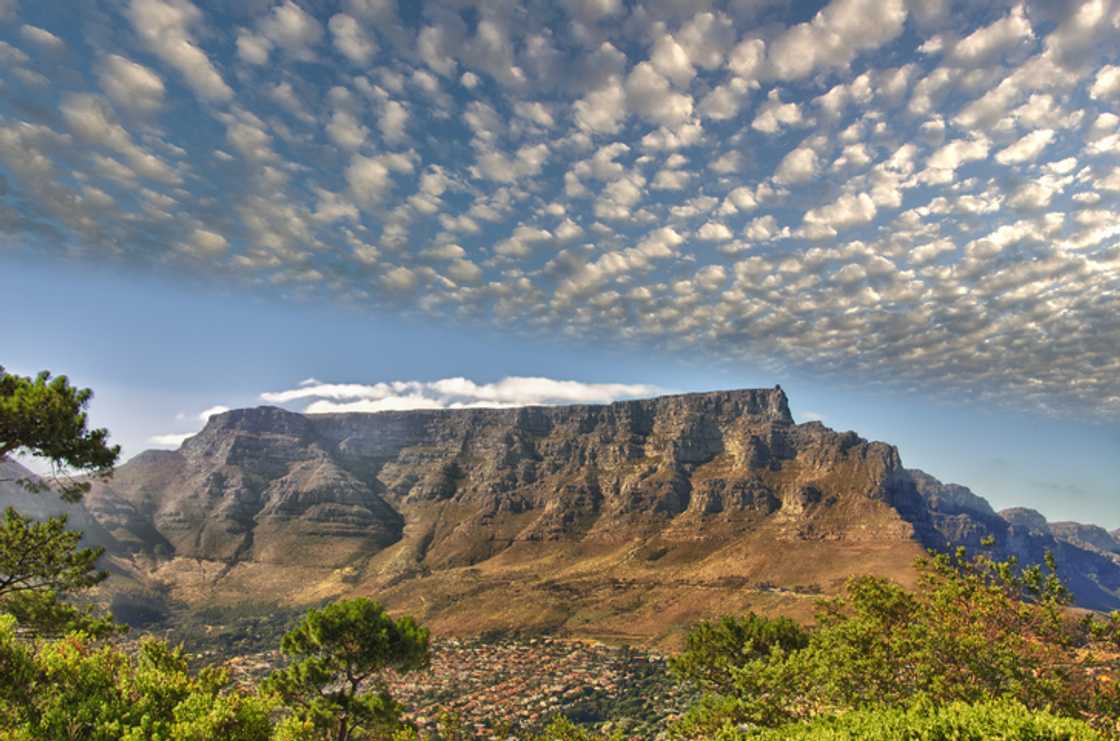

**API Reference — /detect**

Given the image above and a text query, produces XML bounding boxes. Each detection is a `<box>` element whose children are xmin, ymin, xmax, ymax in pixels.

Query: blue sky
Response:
<box><xmin>0</xmin><ymin>0</ymin><xmax>1117</xmax><ymax>528</ymax></box>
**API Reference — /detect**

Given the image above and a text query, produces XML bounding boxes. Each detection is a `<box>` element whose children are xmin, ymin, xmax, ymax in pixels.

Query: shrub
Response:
<box><xmin>722</xmin><ymin>699</ymin><xmax>1104</xmax><ymax>740</ymax></box>
<box><xmin>670</xmin><ymin>549</ymin><xmax>1120</xmax><ymax>738</ymax></box>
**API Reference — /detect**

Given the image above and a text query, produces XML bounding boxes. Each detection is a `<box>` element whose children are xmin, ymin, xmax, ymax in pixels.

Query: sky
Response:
<box><xmin>0</xmin><ymin>0</ymin><xmax>1117</xmax><ymax>528</ymax></box>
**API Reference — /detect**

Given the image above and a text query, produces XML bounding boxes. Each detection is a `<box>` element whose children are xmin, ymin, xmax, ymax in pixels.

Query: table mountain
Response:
<box><xmin>6</xmin><ymin>387</ymin><xmax>1117</xmax><ymax>642</ymax></box>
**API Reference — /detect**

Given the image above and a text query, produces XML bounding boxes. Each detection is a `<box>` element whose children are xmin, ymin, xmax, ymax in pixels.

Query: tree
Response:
<box><xmin>723</xmin><ymin>699</ymin><xmax>1104</xmax><ymax>740</ymax></box>
<box><xmin>0</xmin><ymin>614</ymin><xmax>274</xmax><ymax>740</ymax></box>
<box><xmin>0</xmin><ymin>366</ymin><xmax>121</xmax><ymax>636</ymax></box>
<box><xmin>670</xmin><ymin>548</ymin><xmax>1120</xmax><ymax>738</ymax></box>
<box><xmin>670</xmin><ymin>613</ymin><xmax>808</xmax><ymax>694</ymax></box>
<box><xmin>264</xmin><ymin>598</ymin><xmax>430</xmax><ymax>740</ymax></box>
<box><xmin>0</xmin><ymin>366</ymin><xmax>119</xmax><ymax>502</ymax></box>
<box><xmin>0</xmin><ymin>511</ymin><xmax>118</xmax><ymax>638</ymax></box>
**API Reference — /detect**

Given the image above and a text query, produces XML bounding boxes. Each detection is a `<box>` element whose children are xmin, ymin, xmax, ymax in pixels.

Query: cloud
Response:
<box><xmin>1090</xmin><ymin>65</ymin><xmax>1120</xmax><ymax>100</ymax></box>
<box><xmin>19</xmin><ymin>24</ymin><xmax>64</xmax><ymax>49</ymax></box>
<box><xmin>918</xmin><ymin>136</ymin><xmax>990</xmax><ymax>183</ymax></box>
<box><xmin>947</xmin><ymin>4</ymin><xmax>1034</xmax><ymax>66</ymax></box>
<box><xmin>149</xmin><ymin>404</ymin><xmax>229</xmax><ymax>447</ymax></box>
<box><xmin>259</xmin><ymin>1</ymin><xmax>323</xmax><ymax>59</ymax></box>
<box><xmin>995</xmin><ymin>129</ymin><xmax>1055</xmax><ymax>164</ymax></box>
<box><xmin>573</xmin><ymin>76</ymin><xmax>627</xmax><ymax>133</ymax></box>
<box><xmin>625</xmin><ymin>63</ymin><xmax>693</xmax><ymax>127</ymax></box>
<box><xmin>767</xmin><ymin>0</ymin><xmax>907</xmax><ymax>80</ymax></box>
<box><xmin>329</xmin><ymin>13</ymin><xmax>377</xmax><ymax>65</ymax></box>
<box><xmin>149</xmin><ymin>432</ymin><xmax>194</xmax><ymax>447</ymax></box>
<box><xmin>650</xmin><ymin>32</ymin><xmax>694</xmax><ymax>86</ymax></box>
<box><xmin>751</xmin><ymin>89</ymin><xmax>802</xmax><ymax>133</ymax></box>
<box><xmin>97</xmin><ymin>55</ymin><xmax>166</xmax><ymax>114</ymax></box>
<box><xmin>261</xmin><ymin>376</ymin><xmax>664</xmax><ymax>413</ymax></box>
<box><xmin>773</xmin><ymin>145</ymin><xmax>818</xmax><ymax>184</ymax></box>
<box><xmin>127</xmin><ymin>0</ymin><xmax>233</xmax><ymax>102</ymax></box>
<box><xmin>178</xmin><ymin>228</ymin><xmax>228</xmax><ymax>256</ymax></box>
<box><xmin>802</xmin><ymin>192</ymin><xmax>878</xmax><ymax>236</ymax></box>
<box><xmin>198</xmin><ymin>405</ymin><xmax>229</xmax><ymax>422</ymax></box>
<box><xmin>3</xmin><ymin>0</ymin><xmax>1120</xmax><ymax>422</ymax></box>
<box><xmin>347</xmin><ymin>153</ymin><xmax>412</xmax><ymax>204</ymax></box>
<box><xmin>60</xmin><ymin>93</ymin><xmax>181</xmax><ymax>184</ymax></box>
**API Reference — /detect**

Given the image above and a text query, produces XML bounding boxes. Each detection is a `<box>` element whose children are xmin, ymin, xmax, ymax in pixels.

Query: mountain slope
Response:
<box><xmin>21</xmin><ymin>386</ymin><xmax>1114</xmax><ymax>642</ymax></box>
<box><xmin>903</xmin><ymin>475</ymin><xmax>1120</xmax><ymax>610</ymax></box>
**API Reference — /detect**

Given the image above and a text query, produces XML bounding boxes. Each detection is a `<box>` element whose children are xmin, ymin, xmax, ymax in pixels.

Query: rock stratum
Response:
<box><xmin>4</xmin><ymin>388</ymin><xmax>1118</xmax><ymax>644</ymax></box>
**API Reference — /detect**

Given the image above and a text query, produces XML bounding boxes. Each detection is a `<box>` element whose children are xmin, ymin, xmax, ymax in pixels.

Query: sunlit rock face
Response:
<box><xmin>43</xmin><ymin>387</ymin><xmax>1117</xmax><ymax>634</ymax></box>
<box><xmin>84</xmin><ymin>388</ymin><xmax>925</xmax><ymax>563</ymax></box>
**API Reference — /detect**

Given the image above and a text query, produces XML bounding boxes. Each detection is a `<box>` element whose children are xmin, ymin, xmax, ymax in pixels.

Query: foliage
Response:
<box><xmin>0</xmin><ymin>614</ymin><xmax>274</xmax><ymax>740</ymax></box>
<box><xmin>0</xmin><ymin>365</ymin><xmax>121</xmax><ymax>637</ymax></box>
<box><xmin>0</xmin><ymin>508</ymin><xmax>118</xmax><ymax>637</ymax></box>
<box><xmin>263</xmin><ymin>597</ymin><xmax>430</xmax><ymax>740</ymax></box>
<box><xmin>0</xmin><ymin>366</ymin><xmax>119</xmax><ymax>502</ymax></box>
<box><xmin>433</xmin><ymin>711</ymin><xmax>472</xmax><ymax>740</ymax></box>
<box><xmin>670</xmin><ymin>613</ymin><xmax>808</xmax><ymax>694</ymax></box>
<box><xmin>1</xmin><ymin>588</ymin><xmax>120</xmax><ymax>639</ymax></box>
<box><xmin>716</xmin><ymin>699</ymin><xmax>1105</xmax><ymax>740</ymax></box>
<box><xmin>671</xmin><ymin>548</ymin><xmax>1120</xmax><ymax>738</ymax></box>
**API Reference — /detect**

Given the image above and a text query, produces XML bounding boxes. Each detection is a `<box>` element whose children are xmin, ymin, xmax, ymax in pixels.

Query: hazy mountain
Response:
<box><xmin>7</xmin><ymin>388</ymin><xmax>1117</xmax><ymax>642</ymax></box>
<box><xmin>1048</xmin><ymin>522</ymin><xmax>1120</xmax><ymax>558</ymax></box>
<box><xmin>0</xmin><ymin>459</ymin><xmax>119</xmax><ymax>551</ymax></box>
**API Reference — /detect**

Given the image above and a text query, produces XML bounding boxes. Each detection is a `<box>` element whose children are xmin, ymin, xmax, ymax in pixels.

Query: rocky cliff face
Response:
<box><xmin>7</xmin><ymin>387</ymin><xmax>1115</xmax><ymax>642</ymax></box>
<box><xmin>904</xmin><ymin>478</ymin><xmax>1120</xmax><ymax>611</ymax></box>
<box><xmin>84</xmin><ymin>388</ymin><xmax>932</xmax><ymax>568</ymax></box>
<box><xmin>1049</xmin><ymin>522</ymin><xmax>1120</xmax><ymax>558</ymax></box>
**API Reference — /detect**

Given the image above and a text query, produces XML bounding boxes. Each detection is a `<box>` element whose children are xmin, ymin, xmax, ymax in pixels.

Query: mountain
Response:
<box><xmin>1048</xmin><ymin>522</ymin><xmax>1120</xmax><ymax>558</ymax></box>
<box><xmin>905</xmin><ymin>478</ymin><xmax>1119</xmax><ymax>610</ymax></box>
<box><xmin>5</xmin><ymin>387</ymin><xmax>1118</xmax><ymax>643</ymax></box>
<box><xmin>0</xmin><ymin>459</ymin><xmax>120</xmax><ymax>551</ymax></box>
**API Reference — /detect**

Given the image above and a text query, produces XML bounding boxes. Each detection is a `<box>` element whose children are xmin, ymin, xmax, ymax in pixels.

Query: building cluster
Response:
<box><xmin>388</xmin><ymin>637</ymin><xmax>693</xmax><ymax>738</ymax></box>
<box><xmin>216</xmin><ymin>635</ymin><xmax>694</xmax><ymax>738</ymax></box>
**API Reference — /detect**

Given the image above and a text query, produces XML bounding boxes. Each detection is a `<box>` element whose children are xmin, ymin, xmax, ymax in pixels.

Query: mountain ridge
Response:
<box><xmin>4</xmin><ymin>387</ymin><xmax>1117</xmax><ymax>644</ymax></box>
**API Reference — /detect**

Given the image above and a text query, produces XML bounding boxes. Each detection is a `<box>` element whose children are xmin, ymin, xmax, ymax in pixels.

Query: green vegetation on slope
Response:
<box><xmin>668</xmin><ymin>546</ymin><xmax>1120</xmax><ymax>739</ymax></box>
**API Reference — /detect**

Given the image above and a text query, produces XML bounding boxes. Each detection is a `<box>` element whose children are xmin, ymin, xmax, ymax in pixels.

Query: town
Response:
<box><xmin>219</xmin><ymin>635</ymin><xmax>696</xmax><ymax>738</ymax></box>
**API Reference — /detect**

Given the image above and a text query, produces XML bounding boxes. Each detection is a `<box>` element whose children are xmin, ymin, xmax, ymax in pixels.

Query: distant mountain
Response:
<box><xmin>1049</xmin><ymin>522</ymin><xmax>1120</xmax><ymax>557</ymax></box>
<box><xmin>905</xmin><ymin>477</ymin><xmax>1120</xmax><ymax>610</ymax></box>
<box><xmin>0</xmin><ymin>459</ymin><xmax>119</xmax><ymax>551</ymax></box>
<box><xmin>5</xmin><ymin>388</ymin><xmax>1117</xmax><ymax>643</ymax></box>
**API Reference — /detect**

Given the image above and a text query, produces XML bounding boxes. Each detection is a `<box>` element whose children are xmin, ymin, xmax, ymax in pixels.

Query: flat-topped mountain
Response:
<box><xmin>5</xmin><ymin>387</ymin><xmax>1118</xmax><ymax>642</ymax></box>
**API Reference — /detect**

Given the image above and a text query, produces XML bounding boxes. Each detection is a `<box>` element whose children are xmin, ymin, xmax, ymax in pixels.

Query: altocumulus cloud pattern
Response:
<box><xmin>0</xmin><ymin>0</ymin><xmax>1118</xmax><ymax>415</ymax></box>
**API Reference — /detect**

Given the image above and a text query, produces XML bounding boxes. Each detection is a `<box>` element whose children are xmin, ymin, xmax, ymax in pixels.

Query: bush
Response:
<box><xmin>670</xmin><ymin>549</ymin><xmax>1120</xmax><ymax>738</ymax></box>
<box><xmin>723</xmin><ymin>699</ymin><xmax>1105</xmax><ymax>740</ymax></box>
<box><xmin>670</xmin><ymin>613</ymin><xmax>808</xmax><ymax>695</ymax></box>
<box><xmin>0</xmin><ymin>615</ymin><xmax>273</xmax><ymax>740</ymax></box>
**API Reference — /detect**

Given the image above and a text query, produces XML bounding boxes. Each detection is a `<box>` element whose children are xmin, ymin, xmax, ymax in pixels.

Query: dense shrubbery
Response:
<box><xmin>733</xmin><ymin>699</ymin><xmax>1105</xmax><ymax>740</ymax></box>
<box><xmin>0</xmin><ymin>599</ymin><xmax>430</xmax><ymax>741</ymax></box>
<box><xmin>0</xmin><ymin>614</ymin><xmax>274</xmax><ymax>740</ymax></box>
<box><xmin>669</xmin><ymin>547</ymin><xmax>1120</xmax><ymax>739</ymax></box>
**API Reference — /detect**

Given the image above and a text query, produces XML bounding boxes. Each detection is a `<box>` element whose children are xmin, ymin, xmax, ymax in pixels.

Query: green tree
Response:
<box><xmin>0</xmin><ymin>366</ymin><xmax>121</xmax><ymax>637</ymax></box>
<box><xmin>670</xmin><ymin>549</ymin><xmax>1120</xmax><ymax>738</ymax></box>
<box><xmin>0</xmin><ymin>614</ymin><xmax>274</xmax><ymax>740</ymax></box>
<box><xmin>264</xmin><ymin>598</ymin><xmax>430</xmax><ymax>740</ymax></box>
<box><xmin>0</xmin><ymin>366</ymin><xmax>119</xmax><ymax>502</ymax></box>
<box><xmin>723</xmin><ymin>699</ymin><xmax>1104</xmax><ymax>740</ymax></box>
<box><xmin>670</xmin><ymin>613</ymin><xmax>808</xmax><ymax>694</ymax></box>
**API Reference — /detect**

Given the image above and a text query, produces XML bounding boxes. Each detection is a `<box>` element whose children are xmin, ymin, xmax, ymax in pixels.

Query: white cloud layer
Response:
<box><xmin>261</xmin><ymin>377</ymin><xmax>665</xmax><ymax>414</ymax></box>
<box><xmin>149</xmin><ymin>404</ymin><xmax>230</xmax><ymax>447</ymax></box>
